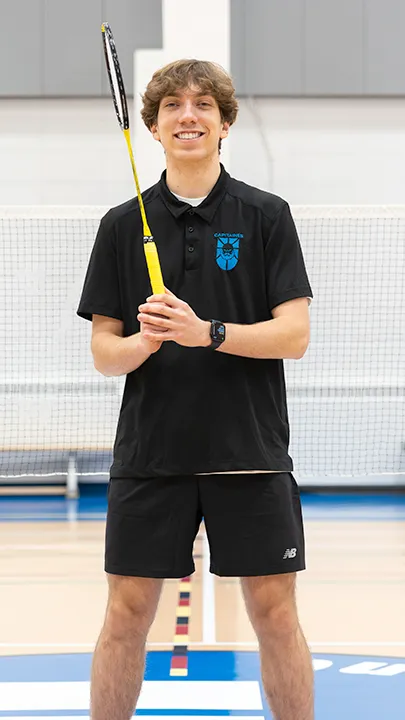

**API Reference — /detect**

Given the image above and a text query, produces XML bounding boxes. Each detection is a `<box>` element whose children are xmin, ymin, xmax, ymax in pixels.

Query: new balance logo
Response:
<box><xmin>283</xmin><ymin>548</ymin><xmax>297</xmax><ymax>559</ymax></box>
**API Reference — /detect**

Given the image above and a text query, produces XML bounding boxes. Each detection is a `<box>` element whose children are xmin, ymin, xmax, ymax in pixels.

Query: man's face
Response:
<box><xmin>151</xmin><ymin>87</ymin><xmax>229</xmax><ymax>162</ymax></box>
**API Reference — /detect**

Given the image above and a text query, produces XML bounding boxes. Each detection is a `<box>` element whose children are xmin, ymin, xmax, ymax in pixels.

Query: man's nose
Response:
<box><xmin>179</xmin><ymin>101</ymin><xmax>198</xmax><ymax>123</ymax></box>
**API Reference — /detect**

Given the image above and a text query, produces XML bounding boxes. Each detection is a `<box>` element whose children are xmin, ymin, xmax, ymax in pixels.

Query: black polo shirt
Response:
<box><xmin>77</xmin><ymin>166</ymin><xmax>313</xmax><ymax>478</ymax></box>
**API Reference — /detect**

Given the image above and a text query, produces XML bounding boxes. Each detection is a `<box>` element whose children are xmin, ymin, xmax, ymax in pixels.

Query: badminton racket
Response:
<box><xmin>101</xmin><ymin>22</ymin><xmax>165</xmax><ymax>294</ymax></box>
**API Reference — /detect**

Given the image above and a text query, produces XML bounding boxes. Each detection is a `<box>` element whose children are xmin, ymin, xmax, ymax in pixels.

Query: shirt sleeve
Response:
<box><xmin>265</xmin><ymin>202</ymin><xmax>313</xmax><ymax>312</ymax></box>
<box><xmin>76</xmin><ymin>215</ymin><xmax>123</xmax><ymax>322</ymax></box>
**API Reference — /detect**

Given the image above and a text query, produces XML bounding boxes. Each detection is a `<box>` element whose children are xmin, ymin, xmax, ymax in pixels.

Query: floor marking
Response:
<box><xmin>1</xmin><ymin>641</ymin><xmax>405</xmax><ymax>651</ymax></box>
<box><xmin>0</xmin><ymin>680</ymin><xmax>263</xmax><ymax>712</ymax></box>
<box><xmin>5</xmin><ymin>542</ymin><xmax>405</xmax><ymax>552</ymax></box>
<box><xmin>0</xmin><ymin>544</ymin><xmax>102</xmax><ymax>551</ymax></box>
<box><xmin>0</xmin><ymin>514</ymin><xmax>107</xmax><ymax>521</ymax></box>
<box><xmin>170</xmin><ymin>577</ymin><xmax>191</xmax><ymax>677</ymax></box>
<box><xmin>202</xmin><ymin>531</ymin><xmax>216</xmax><ymax>643</ymax></box>
<box><xmin>310</xmin><ymin>642</ymin><xmax>405</xmax><ymax>647</ymax></box>
<box><xmin>339</xmin><ymin>661</ymin><xmax>405</xmax><ymax>676</ymax></box>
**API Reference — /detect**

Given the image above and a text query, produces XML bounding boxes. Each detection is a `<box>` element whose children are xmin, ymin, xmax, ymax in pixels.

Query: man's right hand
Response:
<box><xmin>139</xmin><ymin>315</ymin><xmax>168</xmax><ymax>354</ymax></box>
<box><xmin>139</xmin><ymin>326</ymin><xmax>163</xmax><ymax>354</ymax></box>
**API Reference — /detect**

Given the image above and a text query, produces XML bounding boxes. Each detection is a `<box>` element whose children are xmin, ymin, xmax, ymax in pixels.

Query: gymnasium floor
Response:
<box><xmin>0</xmin><ymin>486</ymin><xmax>404</xmax><ymax>719</ymax></box>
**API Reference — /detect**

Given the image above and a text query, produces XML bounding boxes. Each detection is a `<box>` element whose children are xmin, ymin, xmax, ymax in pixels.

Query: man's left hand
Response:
<box><xmin>137</xmin><ymin>289</ymin><xmax>210</xmax><ymax>348</ymax></box>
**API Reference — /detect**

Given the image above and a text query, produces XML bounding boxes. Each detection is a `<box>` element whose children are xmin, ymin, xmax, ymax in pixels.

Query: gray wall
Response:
<box><xmin>0</xmin><ymin>0</ymin><xmax>162</xmax><ymax>96</ymax></box>
<box><xmin>1</xmin><ymin>0</ymin><xmax>405</xmax><ymax>97</ymax></box>
<box><xmin>232</xmin><ymin>0</ymin><xmax>405</xmax><ymax>96</ymax></box>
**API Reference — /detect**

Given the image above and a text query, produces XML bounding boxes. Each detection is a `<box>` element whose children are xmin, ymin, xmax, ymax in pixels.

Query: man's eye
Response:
<box><xmin>165</xmin><ymin>102</ymin><xmax>177</xmax><ymax>108</ymax></box>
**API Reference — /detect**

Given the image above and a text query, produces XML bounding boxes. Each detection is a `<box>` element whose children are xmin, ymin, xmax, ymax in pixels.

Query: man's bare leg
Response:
<box><xmin>90</xmin><ymin>575</ymin><xmax>163</xmax><ymax>720</ymax></box>
<box><xmin>241</xmin><ymin>573</ymin><xmax>314</xmax><ymax>720</ymax></box>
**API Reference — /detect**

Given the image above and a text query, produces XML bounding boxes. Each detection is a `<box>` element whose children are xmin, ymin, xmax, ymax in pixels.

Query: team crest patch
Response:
<box><xmin>214</xmin><ymin>233</ymin><xmax>243</xmax><ymax>271</ymax></box>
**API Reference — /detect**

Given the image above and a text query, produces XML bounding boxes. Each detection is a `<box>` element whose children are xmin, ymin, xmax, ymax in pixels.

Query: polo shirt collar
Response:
<box><xmin>158</xmin><ymin>164</ymin><xmax>230</xmax><ymax>223</ymax></box>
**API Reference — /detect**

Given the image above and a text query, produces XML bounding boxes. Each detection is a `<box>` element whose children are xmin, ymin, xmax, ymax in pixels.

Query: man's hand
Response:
<box><xmin>138</xmin><ymin>289</ymin><xmax>210</xmax><ymax>348</ymax></box>
<box><xmin>138</xmin><ymin>327</ymin><xmax>163</xmax><ymax>354</ymax></box>
<box><xmin>138</xmin><ymin>298</ymin><xmax>170</xmax><ymax>354</ymax></box>
<box><xmin>138</xmin><ymin>308</ymin><xmax>168</xmax><ymax>354</ymax></box>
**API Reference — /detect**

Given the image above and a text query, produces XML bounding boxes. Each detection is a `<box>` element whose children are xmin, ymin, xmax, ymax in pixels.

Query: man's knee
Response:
<box><xmin>103</xmin><ymin>575</ymin><xmax>163</xmax><ymax>641</ymax></box>
<box><xmin>241</xmin><ymin>573</ymin><xmax>299</xmax><ymax>638</ymax></box>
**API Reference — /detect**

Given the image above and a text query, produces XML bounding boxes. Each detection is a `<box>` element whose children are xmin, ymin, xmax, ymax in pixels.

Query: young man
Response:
<box><xmin>78</xmin><ymin>60</ymin><xmax>314</xmax><ymax>720</ymax></box>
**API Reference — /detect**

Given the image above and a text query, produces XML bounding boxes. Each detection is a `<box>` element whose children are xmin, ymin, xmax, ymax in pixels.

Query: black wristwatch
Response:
<box><xmin>209</xmin><ymin>319</ymin><xmax>226</xmax><ymax>349</ymax></box>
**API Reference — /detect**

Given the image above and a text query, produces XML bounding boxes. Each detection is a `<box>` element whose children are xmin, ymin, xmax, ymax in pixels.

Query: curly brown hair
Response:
<box><xmin>141</xmin><ymin>59</ymin><xmax>239</xmax><ymax>130</ymax></box>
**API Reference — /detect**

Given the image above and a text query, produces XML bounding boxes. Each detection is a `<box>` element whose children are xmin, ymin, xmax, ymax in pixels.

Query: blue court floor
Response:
<box><xmin>0</xmin><ymin>647</ymin><xmax>404</xmax><ymax>719</ymax></box>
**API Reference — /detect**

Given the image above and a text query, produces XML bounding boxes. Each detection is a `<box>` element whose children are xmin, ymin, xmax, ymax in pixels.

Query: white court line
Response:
<box><xmin>0</xmin><ymin>578</ymin><xmax>104</xmax><ymax>584</ymax></box>
<box><xmin>0</xmin><ymin>680</ymin><xmax>263</xmax><ymax>711</ymax></box>
<box><xmin>309</xmin><ymin>641</ymin><xmax>405</xmax><ymax>647</ymax></box>
<box><xmin>202</xmin><ymin>530</ymin><xmax>216</xmax><ymax>644</ymax></box>
<box><xmin>0</xmin><ymin>545</ymin><xmax>102</xmax><ymax>551</ymax></box>
<box><xmin>4</xmin><ymin>543</ymin><xmax>405</xmax><ymax>552</ymax></box>
<box><xmin>0</xmin><ymin>514</ymin><xmax>107</xmax><ymax>521</ymax></box>
<box><xmin>1</xmin><ymin>641</ymin><xmax>405</xmax><ymax>649</ymax></box>
<box><xmin>0</xmin><ymin>644</ymin><xmax>96</xmax><ymax>649</ymax></box>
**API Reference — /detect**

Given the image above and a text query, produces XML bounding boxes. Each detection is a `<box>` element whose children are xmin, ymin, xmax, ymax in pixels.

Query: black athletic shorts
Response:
<box><xmin>105</xmin><ymin>472</ymin><xmax>305</xmax><ymax>578</ymax></box>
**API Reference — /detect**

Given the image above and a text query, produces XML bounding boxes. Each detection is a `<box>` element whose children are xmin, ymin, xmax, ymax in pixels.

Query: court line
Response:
<box><xmin>0</xmin><ymin>578</ymin><xmax>106</xmax><ymax>584</ymax></box>
<box><xmin>1</xmin><ymin>641</ymin><xmax>405</xmax><ymax>649</ymax></box>
<box><xmin>2</xmin><ymin>579</ymin><xmax>405</xmax><ymax>589</ymax></box>
<box><xmin>0</xmin><ymin>515</ymin><xmax>107</xmax><ymax>521</ymax></box>
<box><xmin>202</xmin><ymin>531</ymin><xmax>216</xmax><ymax>644</ymax></box>
<box><xmin>3</xmin><ymin>543</ymin><xmax>405</xmax><ymax>551</ymax></box>
<box><xmin>309</xmin><ymin>642</ymin><xmax>405</xmax><ymax>647</ymax></box>
<box><xmin>0</xmin><ymin>545</ymin><xmax>103</xmax><ymax>551</ymax></box>
<box><xmin>2</xmin><ymin>513</ymin><xmax>405</xmax><ymax>523</ymax></box>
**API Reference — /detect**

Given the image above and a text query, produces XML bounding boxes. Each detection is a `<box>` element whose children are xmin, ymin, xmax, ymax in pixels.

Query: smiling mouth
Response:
<box><xmin>174</xmin><ymin>131</ymin><xmax>205</xmax><ymax>140</ymax></box>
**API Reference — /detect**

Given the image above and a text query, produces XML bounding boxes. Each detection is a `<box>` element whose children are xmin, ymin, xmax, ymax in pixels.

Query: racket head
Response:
<box><xmin>101</xmin><ymin>22</ymin><xmax>129</xmax><ymax>130</ymax></box>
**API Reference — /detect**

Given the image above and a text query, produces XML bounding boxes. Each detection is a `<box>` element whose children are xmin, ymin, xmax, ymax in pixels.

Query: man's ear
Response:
<box><xmin>220</xmin><ymin>121</ymin><xmax>230</xmax><ymax>140</ymax></box>
<box><xmin>151</xmin><ymin>124</ymin><xmax>161</xmax><ymax>142</ymax></box>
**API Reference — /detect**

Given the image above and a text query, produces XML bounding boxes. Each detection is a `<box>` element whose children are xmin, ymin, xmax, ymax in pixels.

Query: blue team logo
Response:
<box><xmin>215</xmin><ymin>233</ymin><xmax>243</xmax><ymax>271</ymax></box>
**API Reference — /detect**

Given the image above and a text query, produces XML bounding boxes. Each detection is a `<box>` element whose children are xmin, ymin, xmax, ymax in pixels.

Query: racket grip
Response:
<box><xmin>144</xmin><ymin>240</ymin><xmax>165</xmax><ymax>294</ymax></box>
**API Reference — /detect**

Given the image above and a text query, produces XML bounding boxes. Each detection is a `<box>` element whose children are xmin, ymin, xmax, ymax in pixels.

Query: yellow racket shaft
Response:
<box><xmin>123</xmin><ymin>128</ymin><xmax>165</xmax><ymax>294</ymax></box>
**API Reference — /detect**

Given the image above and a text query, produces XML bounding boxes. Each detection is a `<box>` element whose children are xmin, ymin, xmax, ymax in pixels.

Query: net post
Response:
<box><xmin>67</xmin><ymin>453</ymin><xmax>79</xmax><ymax>499</ymax></box>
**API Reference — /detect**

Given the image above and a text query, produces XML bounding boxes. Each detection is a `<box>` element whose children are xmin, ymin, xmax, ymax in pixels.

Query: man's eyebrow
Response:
<box><xmin>163</xmin><ymin>91</ymin><xmax>214</xmax><ymax>99</ymax></box>
<box><xmin>161</xmin><ymin>92</ymin><xmax>181</xmax><ymax>100</ymax></box>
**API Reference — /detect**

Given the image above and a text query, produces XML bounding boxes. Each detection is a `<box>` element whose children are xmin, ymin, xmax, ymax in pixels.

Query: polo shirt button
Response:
<box><xmin>188</xmin><ymin>210</ymin><xmax>194</xmax><ymax>215</ymax></box>
<box><xmin>188</xmin><ymin>245</ymin><xmax>195</xmax><ymax>253</ymax></box>
<box><xmin>188</xmin><ymin>226</ymin><xmax>194</xmax><ymax>232</ymax></box>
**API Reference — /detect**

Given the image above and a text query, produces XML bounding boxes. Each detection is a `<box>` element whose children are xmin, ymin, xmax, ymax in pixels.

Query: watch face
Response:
<box><xmin>212</xmin><ymin>321</ymin><xmax>225</xmax><ymax>342</ymax></box>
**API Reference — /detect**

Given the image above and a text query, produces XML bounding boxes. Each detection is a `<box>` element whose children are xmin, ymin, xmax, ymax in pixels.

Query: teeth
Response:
<box><xmin>177</xmin><ymin>132</ymin><xmax>201</xmax><ymax>139</ymax></box>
